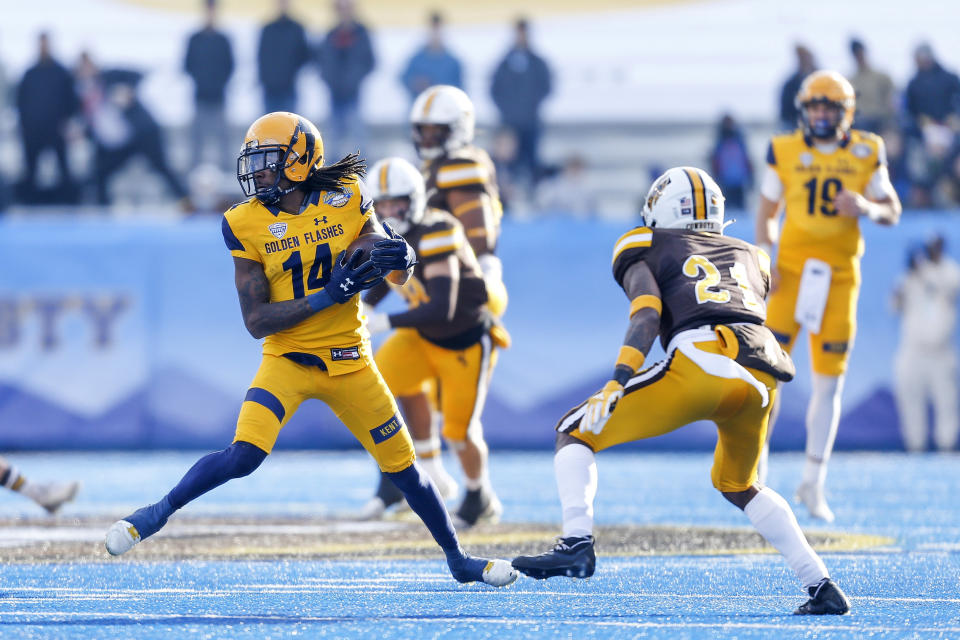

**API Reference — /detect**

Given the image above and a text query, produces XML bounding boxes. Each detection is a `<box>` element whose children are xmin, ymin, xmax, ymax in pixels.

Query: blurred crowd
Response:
<box><xmin>1</xmin><ymin>0</ymin><xmax>960</xmax><ymax>215</ymax></box>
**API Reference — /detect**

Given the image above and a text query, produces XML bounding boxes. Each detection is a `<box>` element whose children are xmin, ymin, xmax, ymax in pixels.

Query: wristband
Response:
<box><xmin>307</xmin><ymin>289</ymin><xmax>334</xmax><ymax>312</ymax></box>
<box><xmin>629</xmin><ymin>295</ymin><xmax>662</xmax><ymax>318</ymax></box>
<box><xmin>616</xmin><ymin>345</ymin><xmax>645</xmax><ymax>372</ymax></box>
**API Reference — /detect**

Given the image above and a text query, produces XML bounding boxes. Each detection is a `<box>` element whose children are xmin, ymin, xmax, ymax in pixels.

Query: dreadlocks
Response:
<box><xmin>301</xmin><ymin>152</ymin><xmax>367</xmax><ymax>193</ymax></box>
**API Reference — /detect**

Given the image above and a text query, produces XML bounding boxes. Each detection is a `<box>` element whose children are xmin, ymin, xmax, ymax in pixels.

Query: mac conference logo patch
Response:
<box><xmin>268</xmin><ymin>222</ymin><xmax>287</xmax><ymax>239</ymax></box>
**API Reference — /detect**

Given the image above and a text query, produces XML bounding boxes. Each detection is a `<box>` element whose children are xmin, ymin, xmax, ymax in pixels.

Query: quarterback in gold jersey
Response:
<box><xmin>755</xmin><ymin>70</ymin><xmax>901</xmax><ymax>521</ymax></box>
<box><xmin>362</xmin><ymin>157</ymin><xmax>503</xmax><ymax>529</ymax></box>
<box><xmin>513</xmin><ymin>167</ymin><xmax>850</xmax><ymax>615</ymax></box>
<box><xmin>102</xmin><ymin>112</ymin><xmax>517</xmax><ymax>588</ymax></box>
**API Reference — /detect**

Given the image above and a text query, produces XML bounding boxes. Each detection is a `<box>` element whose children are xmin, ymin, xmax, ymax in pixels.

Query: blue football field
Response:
<box><xmin>1</xmin><ymin>450</ymin><xmax>958</xmax><ymax>639</ymax></box>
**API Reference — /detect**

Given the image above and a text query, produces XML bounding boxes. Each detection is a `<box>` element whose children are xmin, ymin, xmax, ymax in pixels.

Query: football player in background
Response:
<box><xmin>755</xmin><ymin>71</ymin><xmax>901</xmax><ymax>521</ymax></box>
<box><xmin>361</xmin><ymin>157</ymin><xmax>503</xmax><ymax>528</ymax></box>
<box><xmin>513</xmin><ymin>167</ymin><xmax>850</xmax><ymax>615</ymax></box>
<box><xmin>103</xmin><ymin>112</ymin><xmax>517</xmax><ymax>588</ymax></box>
<box><xmin>0</xmin><ymin>455</ymin><xmax>79</xmax><ymax>514</ymax></box>
<box><xmin>362</xmin><ymin>86</ymin><xmax>509</xmax><ymax>524</ymax></box>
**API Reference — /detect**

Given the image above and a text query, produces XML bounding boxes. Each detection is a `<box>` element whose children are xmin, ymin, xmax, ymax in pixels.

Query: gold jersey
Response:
<box><xmin>221</xmin><ymin>179</ymin><xmax>373</xmax><ymax>371</ymax></box>
<box><xmin>768</xmin><ymin>129</ymin><xmax>885</xmax><ymax>273</ymax></box>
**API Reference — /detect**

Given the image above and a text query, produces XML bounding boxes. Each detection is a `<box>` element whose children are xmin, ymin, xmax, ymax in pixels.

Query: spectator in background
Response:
<box><xmin>778</xmin><ymin>44</ymin><xmax>816</xmax><ymax>131</ymax></box>
<box><xmin>401</xmin><ymin>12</ymin><xmax>462</xmax><ymax>102</ymax></box>
<box><xmin>15</xmin><ymin>32</ymin><xmax>79</xmax><ymax>204</ymax></box>
<box><xmin>184</xmin><ymin>0</ymin><xmax>234</xmax><ymax>170</ymax></box>
<box><xmin>75</xmin><ymin>57</ymin><xmax>188</xmax><ymax>206</ymax></box>
<box><xmin>708</xmin><ymin>113</ymin><xmax>753</xmax><ymax>210</ymax></box>
<box><xmin>316</xmin><ymin>0</ymin><xmax>375</xmax><ymax>159</ymax></box>
<box><xmin>904</xmin><ymin>43</ymin><xmax>960</xmax><ymax>206</ymax></box>
<box><xmin>0</xmin><ymin>44</ymin><xmax>9</xmax><ymax>213</ymax></box>
<box><xmin>257</xmin><ymin>0</ymin><xmax>310</xmax><ymax>114</ymax></box>
<box><xmin>491</xmin><ymin>18</ymin><xmax>552</xmax><ymax>192</ymax></box>
<box><xmin>892</xmin><ymin>235</ymin><xmax>960</xmax><ymax>452</ymax></box>
<box><xmin>848</xmin><ymin>38</ymin><xmax>895</xmax><ymax>134</ymax></box>
<box><xmin>905</xmin><ymin>43</ymin><xmax>960</xmax><ymax>132</ymax></box>
<box><xmin>536</xmin><ymin>153</ymin><xmax>597</xmax><ymax>218</ymax></box>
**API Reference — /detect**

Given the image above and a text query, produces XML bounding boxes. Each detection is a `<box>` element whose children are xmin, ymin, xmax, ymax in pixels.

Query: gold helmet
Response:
<box><xmin>794</xmin><ymin>70</ymin><xmax>856</xmax><ymax>139</ymax></box>
<box><xmin>237</xmin><ymin>112</ymin><xmax>324</xmax><ymax>204</ymax></box>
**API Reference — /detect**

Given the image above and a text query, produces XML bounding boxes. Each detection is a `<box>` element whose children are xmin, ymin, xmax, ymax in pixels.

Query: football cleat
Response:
<box><xmin>794</xmin><ymin>578</ymin><xmax>851</xmax><ymax>615</ymax></box>
<box><xmin>30</xmin><ymin>481</ymin><xmax>80</xmax><ymax>514</ymax></box>
<box><xmin>451</xmin><ymin>488</ymin><xmax>502</xmax><ymax>529</ymax></box>
<box><xmin>795</xmin><ymin>482</ymin><xmax>835</xmax><ymax>522</ymax></box>
<box><xmin>429</xmin><ymin>467</ymin><xmax>460</xmax><ymax>503</ymax></box>
<box><xmin>447</xmin><ymin>553</ymin><xmax>518</xmax><ymax>587</ymax></box>
<box><xmin>105</xmin><ymin>520</ymin><xmax>141</xmax><ymax>556</ymax></box>
<box><xmin>512</xmin><ymin>535</ymin><xmax>596</xmax><ymax>579</ymax></box>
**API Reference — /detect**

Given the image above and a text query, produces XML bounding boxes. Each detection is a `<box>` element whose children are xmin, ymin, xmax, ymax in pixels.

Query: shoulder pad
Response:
<box><xmin>611</xmin><ymin>227</ymin><xmax>653</xmax><ymax>287</ymax></box>
<box><xmin>418</xmin><ymin>220</ymin><xmax>464</xmax><ymax>259</ymax></box>
<box><xmin>436</xmin><ymin>160</ymin><xmax>488</xmax><ymax>189</ymax></box>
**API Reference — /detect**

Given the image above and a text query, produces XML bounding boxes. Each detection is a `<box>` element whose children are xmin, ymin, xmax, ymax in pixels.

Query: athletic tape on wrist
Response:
<box><xmin>616</xmin><ymin>345</ymin><xmax>645</xmax><ymax>372</ymax></box>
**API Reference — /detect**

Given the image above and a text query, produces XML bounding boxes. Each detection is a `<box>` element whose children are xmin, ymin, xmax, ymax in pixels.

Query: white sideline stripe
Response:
<box><xmin>7</xmin><ymin>587</ymin><xmax>960</xmax><ymax>604</ymax></box>
<box><xmin>611</xmin><ymin>232</ymin><xmax>652</xmax><ymax>259</ymax></box>
<box><xmin>2</xmin><ymin>612</ymin><xmax>957</xmax><ymax>633</ymax></box>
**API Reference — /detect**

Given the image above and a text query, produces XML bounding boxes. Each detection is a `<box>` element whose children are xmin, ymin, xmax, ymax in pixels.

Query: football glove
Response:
<box><xmin>326</xmin><ymin>249</ymin><xmax>384</xmax><ymax>304</ymax></box>
<box><xmin>580</xmin><ymin>380</ymin><xmax>624</xmax><ymax>436</ymax></box>
<box><xmin>371</xmin><ymin>220</ymin><xmax>417</xmax><ymax>272</ymax></box>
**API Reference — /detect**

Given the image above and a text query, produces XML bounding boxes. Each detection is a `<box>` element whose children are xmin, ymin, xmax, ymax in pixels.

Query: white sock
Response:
<box><xmin>744</xmin><ymin>487</ymin><xmax>828</xmax><ymax>588</ymax></box>
<box><xmin>803</xmin><ymin>374</ymin><xmax>844</xmax><ymax>489</ymax></box>
<box><xmin>555</xmin><ymin>444</ymin><xmax>597</xmax><ymax>538</ymax></box>
<box><xmin>413</xmin><ymin>439</ymin><xmax>452</xmax><ymax>485</ymax></box>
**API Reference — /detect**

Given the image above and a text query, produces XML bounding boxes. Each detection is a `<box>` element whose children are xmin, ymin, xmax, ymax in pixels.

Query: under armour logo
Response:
<box><xmin>341</xmin><ymin>278</ymin><xmax>354</xmax><ymax>291</ymax></box>
<box><xmin>314</xmin><ymin>216</ymin><xmax>328</xmax><ymax>226</ymax></box>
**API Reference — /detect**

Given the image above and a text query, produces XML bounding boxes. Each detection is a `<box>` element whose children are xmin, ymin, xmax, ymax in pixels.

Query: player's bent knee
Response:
<box><xmin>225</xmin><ymin>441</ymin><xmax>268</xmax><ymax>478</ymax></box>
<box><xmin>556</xmin><ymin>432</ymin><xmax>593</xmax><ymax>453</ymax></box>
<box><xmin>721</xmin><ymin>486</ymin><xmax>759</xmax><ymax>510</ymax></box>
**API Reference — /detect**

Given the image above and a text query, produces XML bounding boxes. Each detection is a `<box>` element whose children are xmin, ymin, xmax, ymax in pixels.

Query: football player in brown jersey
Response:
<box><xmin>512</xmin><ymin>167</ymin><xmax>850</xmax><ymax>615</ymax></box>
<box><xmin>359</xmin><ymin>86</ymin><xmax>509</xmax><ymax>521</ymax></box>
<box><xmin>361</xmin><ymin>157</ymin><xmax>504</xmax><ymax>528</ymax></box>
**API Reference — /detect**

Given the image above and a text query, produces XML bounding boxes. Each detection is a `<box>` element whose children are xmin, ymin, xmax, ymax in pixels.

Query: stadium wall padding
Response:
<box><xmin>1</xmin><ymin>212</ymin><xmax>957</xmax><ymax>451</ymax></box>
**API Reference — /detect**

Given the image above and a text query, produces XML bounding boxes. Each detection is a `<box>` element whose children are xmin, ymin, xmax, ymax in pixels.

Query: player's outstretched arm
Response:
<box><xmin>365</xmin><ymin>255</ymin><xmax>458</xmax><ymax>335</ymax></box>
<box><xmin>234</xmin><ymin>251</ymin><xmax>382</xmax><ymax>339</ymax></box>
<box><xmin>580</xmin><ymin>261</ymin><xmax>662</xmax><ymax>435</ymax></box>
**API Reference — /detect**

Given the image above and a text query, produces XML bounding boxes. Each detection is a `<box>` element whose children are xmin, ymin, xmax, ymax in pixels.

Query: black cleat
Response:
<box><xmin>794</xmin><ymin>578</ymin><xmax>851</xmax><ymax>615</ymax></box>
<box><xmin>375</xmin><ymin>471</ymin><xmax>405</xmax><ymax>508</ymax></box>
<box><xmin>451</xmin><ymin>488</ymin><xmax>503</xmax><ymax>529</ymax></box>
<box><xmin>512</xmin><ymin>535</ymin><xmax>596</xmax><ymax>579</ymax></box>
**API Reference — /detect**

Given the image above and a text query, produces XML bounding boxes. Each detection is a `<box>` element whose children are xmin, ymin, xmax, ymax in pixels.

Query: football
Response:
<box><xmin>345</xmin><ymin>230</ymin><xmax>387</xmax><ymax>263</ymax></box>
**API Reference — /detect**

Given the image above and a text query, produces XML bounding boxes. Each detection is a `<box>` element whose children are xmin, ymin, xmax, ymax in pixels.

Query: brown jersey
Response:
<box><xmin>392</xmin><ymin>208</ymin><xmax>489</xmax><ymax>346</ymax></box>
<box><xmin>612</xmin><ymin>227</ymin><xmax>772</xmax><ymax>344</ymax></box>
<box><xmin>422</xmin><ymin>146</ymin><xmax>503</xmax><ymax>251</ymax></box>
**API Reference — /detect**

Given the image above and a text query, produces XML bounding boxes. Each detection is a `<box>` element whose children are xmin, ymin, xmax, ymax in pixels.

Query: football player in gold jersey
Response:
<box><xmin>103</xmin><ymin>112</ymin><xmax>518</xmax><ymax>588</ymax></box>
<box><xmin>361</xmin><ymin>86</ymin><xmax>509</xmax><ymax>514</ymax></box>
<box><xmin>363</xmin><ymin>157</ymin><xmax>503</xmax><ymax>528</ymax></box>
<box><xmin>513</xmin><ymin>167</ymin><xmax>850</xmax><ymax>615</ymax></box>
<box><xmin>755</xmin><ymin>71</ymin><xmax>901</xmax><ymax>521</ymax></box>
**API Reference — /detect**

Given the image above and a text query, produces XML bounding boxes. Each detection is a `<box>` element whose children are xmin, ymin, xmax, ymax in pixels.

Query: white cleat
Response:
<box><xmin>795</xmin><ymin>483</ymin><xmax>835</xmax><ymax>523</ymax></box>
<box><xmin>481</xmin><ymin>559</ymin><xmax>519</xmax><ymax>587</ymax></box>
<box><xmin>32</xmin><ymin>481</ymin><xmax>80</xmax><ymax>514</ymax></box>
<box><xmin>105</xmin><ymin>520</ymin><xmax>141</xmax><ymax>556</ymax></box>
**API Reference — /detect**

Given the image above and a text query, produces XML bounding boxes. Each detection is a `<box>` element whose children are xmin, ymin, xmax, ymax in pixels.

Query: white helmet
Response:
<box><xmin>367</xmin><ymin>157</ymin><xmax>426</xmax><ymax>234</ymax></box>
<box><xmin>641</xmin><ymin>166</ymin><xmax>726</xmax><ymax>233</ymax></box>
<box><xmin>410</xmin><ymin>85</ymin><xmax>475</xmax><ymax>159</ymax></box>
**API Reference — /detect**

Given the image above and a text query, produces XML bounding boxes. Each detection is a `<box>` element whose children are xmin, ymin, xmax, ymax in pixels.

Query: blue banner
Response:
<box><xmin>1</xmin><ymin>213</ymin><xmax>957</xmax><ymax>451</ymax></box>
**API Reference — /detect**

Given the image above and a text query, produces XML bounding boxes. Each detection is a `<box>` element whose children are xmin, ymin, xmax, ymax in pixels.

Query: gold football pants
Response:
<box><xmin>558</xmin><ymin>338</ymin><xmax>777</xmax><ymax>493</ymax></box>
<box><xmin>376</xmin><ymin>328</ymin><xmax>497</xmax><ymax>441</ymax></box>
<box><xmin>234</xmin><ymin>354</ymin><xmax>415</xmax><ymax>472</ymax></box>
<box><xmin>766</xmin><ymin>261</ymin><xmax>860</xmax><ymax>376</ymax></box>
